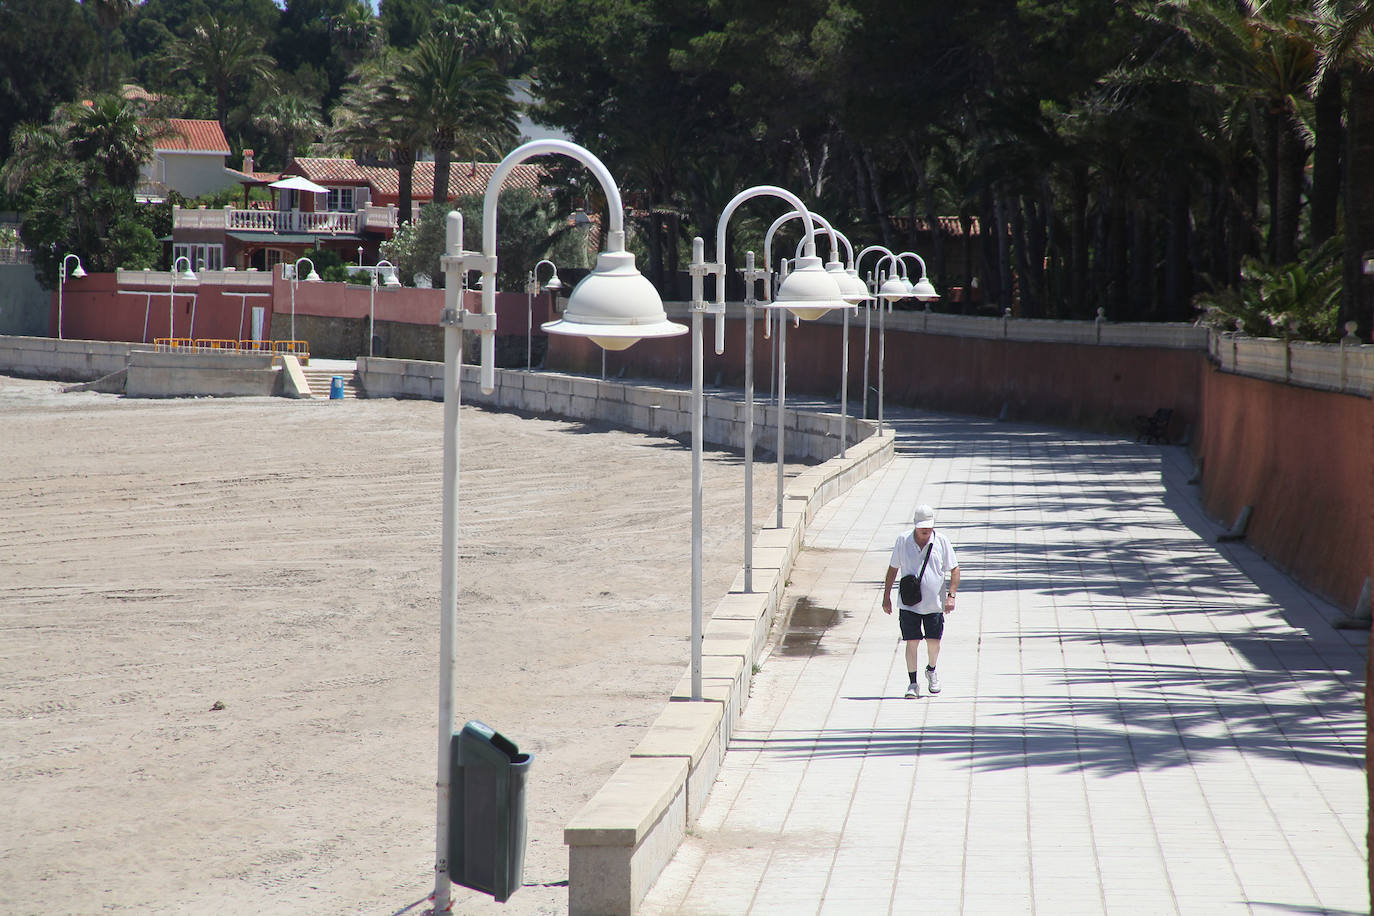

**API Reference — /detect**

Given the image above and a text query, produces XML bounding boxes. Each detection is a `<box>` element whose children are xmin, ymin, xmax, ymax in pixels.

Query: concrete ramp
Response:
<box><xmin>277</xmin><ymin>354</ymin><xmax>312</xmax><ymax>399</ymax></box>
<box><xmin>63</xmin><ymin>368</ymin><xmax>128</xmax><ymax>394</ymax></box>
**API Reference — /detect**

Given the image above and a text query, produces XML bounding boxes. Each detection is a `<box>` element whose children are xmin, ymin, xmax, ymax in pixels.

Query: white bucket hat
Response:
<box><xmin>912</xmin><ymin>504</ymin><xmax>936</xmax><ymax>529</ymax></box>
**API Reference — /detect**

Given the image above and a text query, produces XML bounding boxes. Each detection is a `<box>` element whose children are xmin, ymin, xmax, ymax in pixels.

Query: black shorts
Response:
<box><xmin>899</xmin><ymin>609</ymin><xmax>945</xmax><ymax>641</ymax></box>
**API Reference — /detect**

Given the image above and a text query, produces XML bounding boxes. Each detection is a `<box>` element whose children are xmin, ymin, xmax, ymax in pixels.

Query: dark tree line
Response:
<box><xmin>3</xmin><ymin>0</ymin><xmax>1373</xmax><ymax>334</ymax></box>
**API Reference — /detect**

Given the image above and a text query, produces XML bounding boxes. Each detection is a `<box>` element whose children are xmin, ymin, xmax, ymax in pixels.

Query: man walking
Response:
<box><xmin>882</xmin><ymin>504</ymin><xmax>960</xmax><ymax>697</ymax></box>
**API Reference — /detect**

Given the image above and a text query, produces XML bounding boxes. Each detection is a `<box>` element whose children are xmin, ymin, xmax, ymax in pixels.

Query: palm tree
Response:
<box><xmin>1312</xmin><ymin>0</ymin><xmax>1374</xmax><ymax>335</ymax></box>
<box><xmin>0</xmin><ymin>120</ymin><xmax>63</xmax><ymax>197</ymax></box>
<box><xmin>1144</xmin><ymin>0</ymin><xmax>1320</xmax><ymax>266</ymax></box>
<box><xmin>70</xmin><ymin>95</ymin><xmax>157</xmax><ymax>188</ymax></box>
<box><xmin>400</xmin><ymin>37</ymin><xmax>517</xmax><ymax>206</ymax></box>
<box><xmin>3</xmin><ymin>95</ymin><xmax>159</xmax><ymax>280</ymax></box>
<box><xmin>331</xmin><ymin>51</ymin><xmax>423</xmax><ymax>221</ymax></box>
<box><xmin>252</xmin><ymin>94</ymin><xmax>325</xmax><ymax>167</ymax></box>
<box><xmin>163</xmin><ymin>16</ymin><xmax>278</xmax><ymax>128</ymax></box>
<box><xmin>88</xmin><ymin>0</ymin><xmax>135</xmax><ymax>91</ymax></box>
<box><xmin>331</xmin><ymin>0</ymin><xmax>385</xmax><ymax>71</ymax></box>
<box><xmin>437</xmin><ymin>6</ymin><xmax>527</xmax><ymax>73</ymax></box>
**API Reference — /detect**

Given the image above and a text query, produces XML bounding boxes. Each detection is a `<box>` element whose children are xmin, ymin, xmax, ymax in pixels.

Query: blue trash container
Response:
<box><xmin>329</xmin><ymin>376</ymin><xmax>344</xmax><ymax>399</ymax></box>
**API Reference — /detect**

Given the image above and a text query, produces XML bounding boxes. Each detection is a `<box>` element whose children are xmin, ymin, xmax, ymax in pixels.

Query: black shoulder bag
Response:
<box><xmin>898</xmin><ymin>541</ymin><xmax>933</xmax><ymax>607</ymax></box>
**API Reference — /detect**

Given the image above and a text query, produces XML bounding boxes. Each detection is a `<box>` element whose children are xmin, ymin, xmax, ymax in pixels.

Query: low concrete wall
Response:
<box><xmin>356</xmin><ymin>354</ymin><xmax>894</xmax><ymax>915</ymax></box>
<box><xmin>0</xmin><ymin>335</ymin><xmax>139</xmax><ymax>382</ymax></box>
<box><xmin>357</xmin><ymin>357</ymin><xmax>876</xmax><ymax>462</ymax></box>
<box><xmin>0</xmin><ymin>336</ymin><xmax>303</xmax><ymax>399</ymax></box>
<box><xmin>561</xmin><ymin>430</ymin><xmax>893</xmax><ymax>915</ymax></box>
<box><xmin>547</xmin><ymin>306</ymin><xmax>1210</xmax><ymax>439</ymax></box>
<box><xmin>126</xmin><ymin>350</ymin><xmax>279</xmax><ymax>398</ymax></box>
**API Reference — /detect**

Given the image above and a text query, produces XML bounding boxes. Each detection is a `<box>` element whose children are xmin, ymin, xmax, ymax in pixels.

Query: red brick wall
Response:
<box><xmin>49</xmin><ymin>272</ymin><xmax>546</xmax><ymax>347</ymax></box>
<box><xmin>1197</xmin><ymin>367</ymin><xmax>1371</xmax><ymax>609</ymax></box>
<box><xmin>51</xmin><ymin>272</ymin><xmax>272</xmax><ymax>342</ymax></box>
<box><xmin>553</xmin><ymin>315</ymin><xmax>1370</xmax><ymax>610</ymax></box>
<box><xmin>550</xmin><ymin>315</ymin><xmax>1204</xmax><ymax>437</ymax></box>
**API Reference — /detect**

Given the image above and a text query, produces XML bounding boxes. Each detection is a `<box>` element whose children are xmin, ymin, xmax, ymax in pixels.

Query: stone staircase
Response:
<box><xmin>301</xmin><ymin>367</ymin><xmax>365</xmax><ymax>399</ymax></box>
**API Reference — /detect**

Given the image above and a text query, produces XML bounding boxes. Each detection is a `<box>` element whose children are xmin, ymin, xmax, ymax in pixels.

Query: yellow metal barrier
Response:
<box><xmin>151</xmin><ymin>338</ymin><xmax>310</xmax><ymax>364</ymax></box>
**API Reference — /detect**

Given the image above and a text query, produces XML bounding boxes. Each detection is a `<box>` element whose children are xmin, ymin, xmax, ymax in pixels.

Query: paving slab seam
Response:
<box><xmin>641</xmin><ymin>409</ymin><xmax>1366</xmax><ymax>916</ymax></box>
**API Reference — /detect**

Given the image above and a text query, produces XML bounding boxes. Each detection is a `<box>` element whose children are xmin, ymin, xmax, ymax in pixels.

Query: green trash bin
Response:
<box><xmin>448</xmin><ymin>720</ymin><xmax>533</xmax><ymax>903</ymax></box>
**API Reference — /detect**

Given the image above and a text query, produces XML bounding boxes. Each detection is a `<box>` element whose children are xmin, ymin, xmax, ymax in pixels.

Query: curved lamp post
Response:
<box><xmin>288</xmin><ymin>256</ymin><xmax>321</xmax><ymax>343</ymax></box>
<box><xmin>789</xmin><ymin>221</ymin><xmax>873</xmax><ymax>456</ymax></box>
<box><xmin>690</xmin><ymin>186</ymin><xmax>845</xmax><ymax>598</ymax></box>
<box><xmin>898</xmin><ymin>251</ymin><xmax>939</xmax><ymax>303</ymax></box>
<box><xmin>526</xmin><ymin>258</ymin><xmax>562</xmax><ymax>371</ymax></box>
<box><xmin>856</xmin><ymin>247</ymin><xmax>939</xmax><ymax>432</ymax></box>
<box><xmin>856</xmin><ymin>246</ymin><xmax>904</xmax><ymax>432</ymax></box>
<box><xmin>357</xmin><ymin>259</ymin><xmax>400</xmax><ymax>357</ymax></box>
<box><xmin>888</xmin><ymin>254</ymin><xmax>939</xmax><ymax>426</ymax></box>
<box><xmin>169</xmin><ymin>256</ymin><xmax>197</xmax><ymax>344</ymax></box>
<box><xmin>435</xmin><ymin>139</ymin><xmax>683</xmax><ymax>913</ymax></box>
<box><xmin>57</xmin><ymin>254</ymin><xmax>85</xmax><ymax>340</ymax></box>
<box><xmin>760</xmin><ymin>210</ymin><xmax>854</xmax><ymax>526</ymax></box>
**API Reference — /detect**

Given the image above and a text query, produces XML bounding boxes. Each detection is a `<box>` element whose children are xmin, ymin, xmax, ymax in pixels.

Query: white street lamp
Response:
<box><xmin>897</xmin><ymin>251</ymin><xmax>940</xmax><ymax>303</ymax></box>
<box><xmin>169</xmin><ymin>255</ymin><xmax>197</xmax><ymax>345</ymax></box>
<box><xmin>789</xmin><ymin>220</ymin><xmax>872</xmax><ymax>456</ymax></box>
<box><xmin>527</xmin><ymin>258</ymin><xmax>562</xmax><ymax>371</ymax></box>
<box><xmin>435</xmin><ymin>139</ymin><xmax>684</xmax><ymax>914</ymax></box>
<box><xmin>857</xmin><ymin>246</ymin><xmax>902</xmax><ymax>432</ymax></box>
<box><xmin>57</xmin><ymin>253</ymin><xmax>85</xmax><ymax>340</ymax></box>
<box><xmin>691</xmin><ymin>186</ymin><xmax>843</xmax><ymax>603</ymax></box>
<box><xmin>359</xmin><ymin>259</ymin><xmax>400</xmax><ymax>357</ymax></box>
<box><xmin>760</xmin><ymin>210</ymin><xmax>853</xmax><ymax>526</ymax></box>
<box><xmin>856</xmin><ymin>246</ymin><xmax>938</xmax><ymax>433</ymax></box>
<box><xmin>288</xmin><ymin>256</ymin><xmax>320</xmax><ymax>343</ymax></box>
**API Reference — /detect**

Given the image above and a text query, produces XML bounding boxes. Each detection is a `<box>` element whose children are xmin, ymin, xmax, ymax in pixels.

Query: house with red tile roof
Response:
<box><xmin>168</xmin><ymin>155</ymin><xmax>543</xmax><ymax>273</ymax></box>
<box><xmin>137</xmin><ymin>119</ymin><xmax>237</xmax><ymax>203</ymax></box>
<box><xmin>287</xmin><ymin>157</ymin><xmax>542</xmax><ymax>208</ymax></box>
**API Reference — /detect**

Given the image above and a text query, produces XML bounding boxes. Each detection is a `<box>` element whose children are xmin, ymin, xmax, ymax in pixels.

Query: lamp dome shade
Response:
<box><xmin>877</xmin><ymin>274</ymin><xmax>912</xmax><ymax>302</ymax></box>
<box><xmin>543</xmin><ymin>274</ymin><xmax>563</xmax><ymax>291</ymax></box>
<box><xmin>542</xmin><ymin>249</ymin><xmax>686</xmax><ymax>351</ymax></box>
<box><xmin>766</xmin><ymin>255</ymin><xmax>849</xmax><ymax>320</ymax></box>
<box><xmin>826</xmin><ymin>262</ymin><xmax>871</xmax><ymax>304</ymax></box>
<box><xmin>910</xmin><ymin>276</ymin><xmax>939</xmax><ymax>301</ymax></box>
<box><xmin>70</xmin><ymin>264</ymin><xmax>87</xmax><ymax>279</ymax></box>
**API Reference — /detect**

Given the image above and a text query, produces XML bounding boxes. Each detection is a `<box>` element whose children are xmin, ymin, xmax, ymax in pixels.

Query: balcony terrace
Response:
<box><xmin>172</xmin><ymin>204</ymin><xmax>405</xmax><ymax>235</ymax></box>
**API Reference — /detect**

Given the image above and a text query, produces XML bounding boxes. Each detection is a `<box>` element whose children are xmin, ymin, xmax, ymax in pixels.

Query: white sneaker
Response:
<box><xmin>926</xmin><ymin>668</ymin><xmax>942</xmax><ymax>694</ymax></box>
<box><xmin>904</xmin><ymin>680</ymin><xmax>921</xmax><ymax>699</ymax></box>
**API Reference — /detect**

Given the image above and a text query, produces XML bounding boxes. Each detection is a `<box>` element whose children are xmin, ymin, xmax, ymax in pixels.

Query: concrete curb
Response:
<box><xmin>354</xmin><ymin>355</ymin><xmax>895</xmax><ymax>915</ymax></box>
<box><xmin>357</xmin><ymin>357</ymin><xmax>879</xmax><ymax>462</ymax></box>
<box><xmin>563</xmin><ymin>428</ymin><xmax>892</xmax><ymax>915</ymax></box>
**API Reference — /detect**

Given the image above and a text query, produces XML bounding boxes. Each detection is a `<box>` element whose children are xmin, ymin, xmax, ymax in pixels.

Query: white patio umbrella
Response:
<box><xmin>269</xmin><ymin>175</ymin><xmax>329</xmax><ymax>194</ymax></box>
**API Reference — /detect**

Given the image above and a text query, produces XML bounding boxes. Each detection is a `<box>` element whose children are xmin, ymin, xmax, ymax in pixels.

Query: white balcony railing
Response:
<box><xmin>172</xmin><ymin>205</ymin><xmax>404</xmax><ymax>234</ymax></box>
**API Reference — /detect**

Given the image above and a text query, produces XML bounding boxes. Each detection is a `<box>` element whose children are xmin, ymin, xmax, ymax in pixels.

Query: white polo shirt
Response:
<box><xmin>889</xmin><ymin>529</ymin><xmax>958</xmax><ymax>612</ymax></box>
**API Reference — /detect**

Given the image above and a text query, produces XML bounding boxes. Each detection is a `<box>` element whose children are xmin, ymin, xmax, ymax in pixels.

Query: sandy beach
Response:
<box><xmin>0</xmin><ymin>375</ymin><xmax>796</xmax><ymax>915</ymax></box>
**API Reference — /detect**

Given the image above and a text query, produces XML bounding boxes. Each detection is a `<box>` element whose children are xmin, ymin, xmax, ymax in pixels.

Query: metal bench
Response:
<box><xmin>1134</xmin><ymin>407</ymin><xmax>1173</xmax><ymax>444</ymax></box>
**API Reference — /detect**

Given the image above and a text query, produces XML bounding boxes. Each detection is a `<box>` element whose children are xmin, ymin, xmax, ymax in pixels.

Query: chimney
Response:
<box><xmin>242</xmin><ymin>149</ymin><xmax>254</xmax><ymax>174</ymax></box>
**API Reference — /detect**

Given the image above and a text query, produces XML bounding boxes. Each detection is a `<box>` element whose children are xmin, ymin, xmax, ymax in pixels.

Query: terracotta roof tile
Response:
<box><xmin>225</xmin><ymin>168</ymin><xmax>283</xmax><ymax>184</ymax></box>
<box><xmin>152</xmin><ymin>119</ymin><xmax>231</xmax><ymax>154</ymax></box>
<box><xmin>290</xmin><ymin>157</ymin><xmax>542</xmax><ymax>204</ymax></box>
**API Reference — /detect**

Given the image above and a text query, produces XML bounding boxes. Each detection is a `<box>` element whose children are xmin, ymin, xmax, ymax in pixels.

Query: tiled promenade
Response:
<box><xmin>643</xmin><ymin>409</ymin><xmax>1367</xmax><ymax>915</ymax></box>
